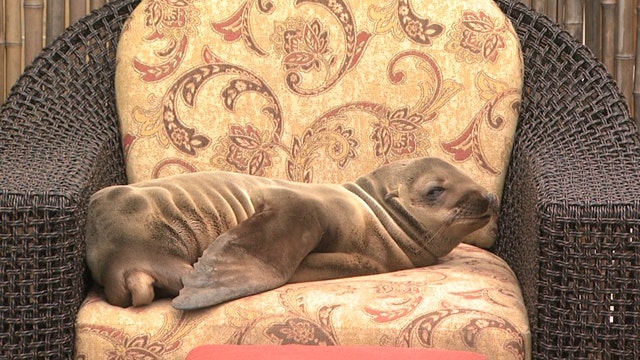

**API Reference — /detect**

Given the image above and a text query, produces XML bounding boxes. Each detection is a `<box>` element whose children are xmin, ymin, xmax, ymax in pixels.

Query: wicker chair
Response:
<box><xmin>1</xmin><ymin>0</ymin><xmax>639</xmax><ymax>358</ymax></box>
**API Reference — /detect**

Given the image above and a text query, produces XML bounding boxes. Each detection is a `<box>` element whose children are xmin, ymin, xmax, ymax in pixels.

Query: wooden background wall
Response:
<box><xmin>521</xmin><ymin>0</ymin><xmax>640</xmax><ymax>124</ymax></box>
<box><xmin>0</xmin><ymin>0</ymin><xmax>639</xmax><ymax>123</ymax></box>
<box><xmin>0</xmin><ymin>0</ymin><xmax>108</xmax><ymax>99</ymax></box>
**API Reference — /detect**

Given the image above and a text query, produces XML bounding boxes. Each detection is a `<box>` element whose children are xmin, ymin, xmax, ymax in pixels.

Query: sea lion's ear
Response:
<box><xmin>384</xmin><ymin>188</ymin><xmax>399</xmax><ymax>201</ymax></box>
<box><xmin>354</xmin><ymin>160</ymin><xmax>412</xmax><ymax>199</ymax></box>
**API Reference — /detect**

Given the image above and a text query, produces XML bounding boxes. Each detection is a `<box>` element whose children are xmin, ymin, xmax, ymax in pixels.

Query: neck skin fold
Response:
<box><xmin>343</xmin><ymin>180</ymin><xmax>439</xmax><ymax>267</ymax></box>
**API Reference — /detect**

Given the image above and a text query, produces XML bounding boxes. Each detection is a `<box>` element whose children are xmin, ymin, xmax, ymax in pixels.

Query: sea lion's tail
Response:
<box><xmin>102</xmin><ymin>269</ymin><xmax>160</xmax><ymax>308</ymax></box>
<box><xmin>101</xmin><ymin>257</ymin><xmax>191</xmax><ymax>308</ymax></box>
<box><xmin>124</xmin><ymin>271</ymin><xmax>156</xmax><ymax>307</ymax></box>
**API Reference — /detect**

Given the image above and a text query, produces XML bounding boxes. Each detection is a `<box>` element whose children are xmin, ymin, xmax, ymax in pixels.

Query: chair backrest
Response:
<box><xmin>115</xmin><ymin>0</ymin><xmax>524</xmax><ymax>248</ymax></box>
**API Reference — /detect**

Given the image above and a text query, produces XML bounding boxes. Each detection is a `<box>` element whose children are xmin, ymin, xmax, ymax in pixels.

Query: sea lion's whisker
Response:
<box><xmin>423</xmin><ymin>211</ymin><xmax>462</xmax><ymax>246</ymax></box>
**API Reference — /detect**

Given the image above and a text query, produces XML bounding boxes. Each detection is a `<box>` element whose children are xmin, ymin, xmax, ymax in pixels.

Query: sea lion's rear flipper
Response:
<box><xmin>172</xmin><ymin>200</ymin><xmax>324</xmax><ymax>310</ymax></box>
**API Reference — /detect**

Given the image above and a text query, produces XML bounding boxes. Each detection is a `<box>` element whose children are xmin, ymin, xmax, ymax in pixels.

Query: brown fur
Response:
<box><xmin>85</xmin><ymin>157</ymin><xmax>497</xmax><ymax>310</ymax></box>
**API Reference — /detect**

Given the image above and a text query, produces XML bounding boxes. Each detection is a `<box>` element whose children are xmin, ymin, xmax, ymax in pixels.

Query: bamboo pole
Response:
<box><xmin>564</xmin><ymin>0</ymin><xmax>583</xmax><ymax>42</ymax></box>
<box><xmin>547</xmin><ymin>0</ymin><xmax>558</xmax><ymax>22</ymax></box>
<box><xmin>90</xmin><ymin>0</ymin><xmax>106</xmax><ymax>10</ymax></box>
<box><xmin>585</xmin><ymin>0</ymin><xmax>601</xmax><ymax>59</ymax></box>
<box><xmin>557</xmin><ymin>0</ymin><xmax>565</xmax><ymax>27</ymax></box>
<box><xmin>46</xmin><ymin>0</ymin><xmax>65</xmax><ymax>45</ymax></box>
<box><xmin>532</xmin><ymin>0</ymin><xmax>547</xmax><ymax>14</ymax></box>
<box><xmin>69</xmin><ymin>0</ymin><xmax>87</xmax><ymax>24</ymax></box>
<box><xmin>634</xmin><ymin>0</ymin><xmax>640</xmax><ymax>125</ymax></box>
<box><xmin>0</xmin><ymin>0</ymin><xmax>5</xmax><ymax>100</ymax></box>
<box><xmin>24</xmin><ymin>0</ymin><xmax>45</xmax><ymax>66</ymax></box>
<box><xmin>600</xmin><ymin>0</ymin><xmax>617</xmax><ymax>74</ymax></box>
<box><xmin>615</xmin><ymin>0</ymin><xmax>634</xmax><ymax>107</ymax></box>
<box><xmin>6</xmin><ymin>0</ymin><xmax>22</xmax><ymax>95</ymax></box>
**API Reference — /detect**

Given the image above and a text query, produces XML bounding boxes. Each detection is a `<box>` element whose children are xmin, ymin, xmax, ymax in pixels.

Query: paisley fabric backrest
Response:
<box><xmin>116</xmin><ymin>0</ymin><xmax>524</xmax><ymax>247</ymax></box>
<box><xmin>77</xmin><ymin>4</ymin><xmax>530</xmax><ymax>357</ymax></box>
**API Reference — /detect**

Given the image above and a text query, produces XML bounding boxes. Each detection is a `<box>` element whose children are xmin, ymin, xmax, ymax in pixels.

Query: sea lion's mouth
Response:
<box><xmin>452</xmin><ymin>192</ymin><xmax>498</xmax><ymax>224</ymax></box>
<box><xmin>383</xmin><ymin>195</ymin><xmax>494</xmax><ymax>238</ymax></box>
<box><xmin>453</xmin><ymin>212</ymin><xmax>492</xmax><ymax>223</ymax></box>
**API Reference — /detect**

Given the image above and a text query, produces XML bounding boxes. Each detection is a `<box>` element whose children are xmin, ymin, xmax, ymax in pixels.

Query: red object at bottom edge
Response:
<box><xmin>186</xmin><ymin>344</ymin><xmax>489</xmax><ymax>360</ymax></box>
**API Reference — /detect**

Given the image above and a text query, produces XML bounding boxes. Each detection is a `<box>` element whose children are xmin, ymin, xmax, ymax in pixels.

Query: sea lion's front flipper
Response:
<box><xmin>172</xmin><ymin>199</ymin><xmax>324</xmax><ymax>310</ymax></box>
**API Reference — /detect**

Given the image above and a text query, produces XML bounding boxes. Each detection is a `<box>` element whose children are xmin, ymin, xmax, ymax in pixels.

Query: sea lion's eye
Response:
<box><xmin>425</xmin><ymin>186</ymin><xmax>445</xmax><ymax>201</ymax></box>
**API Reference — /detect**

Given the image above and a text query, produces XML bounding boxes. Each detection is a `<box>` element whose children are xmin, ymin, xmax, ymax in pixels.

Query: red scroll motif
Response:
<box><xmin>441</xmin><ymin>79</ymin><xmax>520</xmax><ymax>175</ymax></box>
<box><xmin>398</xmin><ymin>0</ymin><xmax>444</xmax><ymax>45</ymax></box>
<box><xmin>132</xmin><ymin>0</ymin><xmax>199</xmax><ymax>82</ymax></box>
<box><xmin>211</xmin><ymin>0</ymin><xmax>275</xmax><ymax>57</ymax></box>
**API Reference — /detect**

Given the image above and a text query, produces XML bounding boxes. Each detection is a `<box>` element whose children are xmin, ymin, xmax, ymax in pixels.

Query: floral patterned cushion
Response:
<box><xmin>115</xmin><ymin>0</ymin><xmax>523</xmax><ymax>248</ymax></box>
<box><xmin>80</xmin><ymin>0</ymin><xmax>529</xmax><ymax>358</ymax></box>
<box><xmin>75</xmin><ymin>244</ymin><xmax>531</xmax><ymax>359</ymax></box>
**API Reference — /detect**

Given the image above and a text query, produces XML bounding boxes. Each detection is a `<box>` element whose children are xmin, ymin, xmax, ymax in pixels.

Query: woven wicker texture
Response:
<box><xmin>0</xmin><ymin>2</ymin><xmax>132</xmax><ymax>358</ymax></box>
<box><xmin>1</xmin><ymin>0</ymin><xmax>639</xmax><ymax>359</ymax></box>
<box><xmin>494</xmin><ymin>1</ymin><xmax>640</xmax><ymax>359</ymax></box>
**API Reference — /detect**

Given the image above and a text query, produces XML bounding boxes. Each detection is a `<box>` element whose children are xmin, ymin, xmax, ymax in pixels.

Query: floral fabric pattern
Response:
<box><xmin>445</xmin><ymin>10</ymin><xmax>509</xmax><ymax>64</ymax></box>
<box><xmin>116</xmin><ymin>1</ymin><xmax>523</xmax><ymax>235</ymax></box>
<box><xmin>76</xmin><ymin>244</ymin><xmax>531</xmax><ymax>359</ymax></box>
<box><xmin>95</xmin><ymin>0</ymin><xmax>528</xmax><ymax>359</ymax></box>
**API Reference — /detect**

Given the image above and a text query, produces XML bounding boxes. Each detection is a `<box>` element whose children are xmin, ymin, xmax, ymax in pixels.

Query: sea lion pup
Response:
<box><xmin>85</xmin><ymin>157</ymin><xmax>498</xmax><ymax>310</ymax></box>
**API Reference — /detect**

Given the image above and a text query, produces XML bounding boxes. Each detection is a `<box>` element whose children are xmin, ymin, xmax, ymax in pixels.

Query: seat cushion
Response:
<box><xmin>75</xmin><ymin>244</ymin><xmax>531</xmax><ymax>359</ymax></box>
<box><xmin>185</xmin><ymin>344</ymin><xmax>488</xmax><ymax>359</ymax></box>
<box><xmin>115</xmin><ymin>0</ymin><xmax>524</xmax><ymax>248</ymax></box>
<box><xmin>86</xmin><ymin>1</ymin><xmax>528</xmax><ymax>358</ymax></box>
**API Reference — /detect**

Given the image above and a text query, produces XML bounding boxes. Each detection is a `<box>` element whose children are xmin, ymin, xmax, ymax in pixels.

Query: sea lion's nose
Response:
<box><xmin>485</xmin><ymin>193</ymin><xmax>499</xmax><ymax>214</ymax></box>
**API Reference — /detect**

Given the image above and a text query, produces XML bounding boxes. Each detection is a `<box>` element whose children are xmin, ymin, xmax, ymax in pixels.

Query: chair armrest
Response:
<box><xmin>0</xmin><ymin>1</ymin><xmax>139</xmax><ymax>357</ymax></box>
<box><xmin>495</xmin><ymin>1</ymin><xmax>640</xmax><ymax>359</ymax></box>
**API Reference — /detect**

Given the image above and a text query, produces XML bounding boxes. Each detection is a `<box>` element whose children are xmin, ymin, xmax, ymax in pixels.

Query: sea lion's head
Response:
<box><xmin>356</xmin><ymin>157</ymin><xmax>498</xmax><ymax>261</ymax></box>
